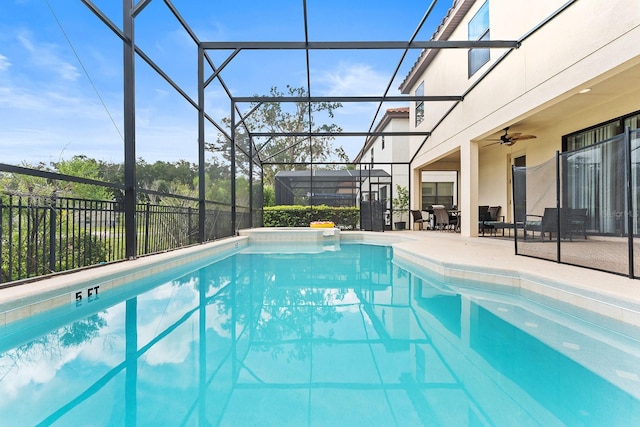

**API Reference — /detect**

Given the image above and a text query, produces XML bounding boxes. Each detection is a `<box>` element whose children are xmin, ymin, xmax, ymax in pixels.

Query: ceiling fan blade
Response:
<box><xmin>511</xmin><ymin>134</ymin><xmax>536</xmax><ymax>141</ymax></box>
<box><xmin>483</xmin><ymin>140</ymin><xmax>514</xmax><ymax>148</ymax></box>
<box><xmin>485</xmin><ymin>129</ymin><xmax>536</xmax><ymax>147</ymax></box>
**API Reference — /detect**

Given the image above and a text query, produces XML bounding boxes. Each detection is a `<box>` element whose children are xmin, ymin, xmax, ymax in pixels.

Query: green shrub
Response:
<box><xmin>263</xmin><ymin>205</ymin><xmax>359</xmax><ymax>229</ymax></box>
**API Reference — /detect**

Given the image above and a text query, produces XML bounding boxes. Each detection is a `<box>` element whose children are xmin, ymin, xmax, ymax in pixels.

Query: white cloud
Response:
<box><xmin>17</xmin><ymin>31</ymin><xmax>80</xmax><ymax>82</ymax></box>
<box><xmin>0</xmin><ymin>337</ymin><xmax>83</xmax><ymax>399</ymax></box>
<box><xmin>0</xmin><ymin>54</ymin><xmax>10</xmax><ymax>71</ymax></box>
<box><xmin>308</xmin><ymin>62</ymin><xmax>394</xmax><ymax>159</ymax></box>
<box><xmin>0</xmin><ymin>86</ymin><xmax>46</xmax><ymax>110</ymax></box>
<box><xmin>314</xmin><ymin>62</ymin><xmax>390</xmax><ymax>97</ymax></box>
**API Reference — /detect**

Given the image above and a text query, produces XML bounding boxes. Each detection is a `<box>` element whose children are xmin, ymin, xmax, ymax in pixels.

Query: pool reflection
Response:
<box><xmin>0</xmin><ymin>244</ymin><xmax>639</xmax><ymax>426</ymax></box>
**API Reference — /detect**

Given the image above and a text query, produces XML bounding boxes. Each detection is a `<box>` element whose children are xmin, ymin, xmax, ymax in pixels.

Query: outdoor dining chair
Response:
<box><xmin>410</xmin><ymin>210</ymin><xmax>426</xmax><ymax>230</ymax></box>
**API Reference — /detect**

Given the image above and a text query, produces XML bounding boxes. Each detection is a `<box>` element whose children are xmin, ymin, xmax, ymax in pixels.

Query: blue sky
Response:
<box><xmin>0</xmin><ymin>0</ymin><xmax>452</xmax><ymax>166</ymax></box>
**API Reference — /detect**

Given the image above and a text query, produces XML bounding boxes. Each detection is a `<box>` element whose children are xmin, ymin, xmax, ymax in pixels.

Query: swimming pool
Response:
<box><xmin>0</xmin><ymin>239</ymin><xmax>639</xmax><ymax>426</ymax></box>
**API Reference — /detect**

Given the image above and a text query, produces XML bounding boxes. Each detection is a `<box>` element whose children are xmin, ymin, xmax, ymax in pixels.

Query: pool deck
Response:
<box><xmin>391</xmin><ymin>230</ymin><xmax>640</xmax><ymax>300</ymax></box>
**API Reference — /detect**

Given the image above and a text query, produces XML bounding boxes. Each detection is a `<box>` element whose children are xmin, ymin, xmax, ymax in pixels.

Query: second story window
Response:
<box><xmin>468</xmin><ymin>1</ymin><xmax>490</xmax><ymax>77</ymax></box>
<box><xmin>415</xmin><ymin>81</ymin><xmax>424</xmax><ymax>126</ymax></box>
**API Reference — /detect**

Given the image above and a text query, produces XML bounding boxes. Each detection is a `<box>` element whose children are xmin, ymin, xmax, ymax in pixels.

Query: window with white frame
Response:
<box><xmin>415</xmin><ymin>81</ymin><xmax>424</xmax><ymax>126</ymax></box>
<box><xmin>468</xmin><ymin>1</ymin><xmax>490</xmax><ymax>77</ymax></box>
<box><xmin>421</xmin><ymin>171</ymin><xmax>457</xmax><ymax>209</ymax></box>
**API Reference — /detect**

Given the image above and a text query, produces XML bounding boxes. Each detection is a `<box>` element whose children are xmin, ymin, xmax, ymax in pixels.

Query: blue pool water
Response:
<box><xmin>0</xmin><ymin>243</ymin><xmax>639</xmax><ymax>426</ymax></box>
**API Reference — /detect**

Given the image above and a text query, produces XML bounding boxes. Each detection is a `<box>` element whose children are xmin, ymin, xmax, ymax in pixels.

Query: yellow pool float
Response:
<box><xmin>310</xmin><ymin>221</ymin><xmax>335</xmax><ymax>228</ymax></box>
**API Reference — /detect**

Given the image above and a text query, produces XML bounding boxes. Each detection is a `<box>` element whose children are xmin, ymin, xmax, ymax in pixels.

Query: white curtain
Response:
<box><xmin>565</xmin><ymin>123</ymin><xmax>620</xmax><ymax>234</ymax></box>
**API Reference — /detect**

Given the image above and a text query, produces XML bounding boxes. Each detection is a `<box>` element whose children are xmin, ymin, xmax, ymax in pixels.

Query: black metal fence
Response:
<box><xmin>0</xmin><ymin>193</ymin><xmax>239</xmax><ymax>284</ymax></box>
<box><xmin>514</xmin><ymin>127</ymin><xmax>639</xmax><ymax>278</ymax></box>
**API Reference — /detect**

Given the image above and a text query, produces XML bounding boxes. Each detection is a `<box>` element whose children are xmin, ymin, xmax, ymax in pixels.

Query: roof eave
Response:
<box><xmin>353</xmin><ymin>108</ymin><xmax>409</xmax><ymax>163</ymax></box>
<box><xmin>399</xmin><ymin>0</ymin><xmax>477</xmax><ymax>94</ymax></box>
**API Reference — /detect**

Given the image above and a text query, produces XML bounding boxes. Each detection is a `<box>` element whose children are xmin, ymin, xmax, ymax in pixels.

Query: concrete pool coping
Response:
<box><xmin>0</xmin><ymin>228</ymin><xmax>639</xmax><ymax>333</ymax></box>
<box><xmin>389</xmin><ymin>231</ymin><xmax>640</xmax><ymax>337</ymax></box>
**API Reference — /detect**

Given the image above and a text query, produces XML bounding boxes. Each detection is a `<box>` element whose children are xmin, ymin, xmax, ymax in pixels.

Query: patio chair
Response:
<box><xmin>488</xmin><ymin>206</ymin><xmax>503</xmax><ymax>222</ymax></box>
<box><xmin>567</xmin><ymin>208</ymin><xmax>588</xmax><ymax>239</ymax></box>
<box><xmin>525</xmin><ymin>208</ymin><xmax>552</xmax><ymax>240</ymax></box>
<box><xmin>478</xmin><ymin>205</ymin><xmax>492</xmax><ymax>235</ymax></box>
<box><xmin>526</xmin><ymin>207</ymin><xmax>573</xmax><ymax>241</ymax></box>
<box><xmin>448</xmin><ymin>208</ymin><xmax>460</xmax><ymax>231</ymax></box>
<box><xmin>433</xmin><ymin>205</ymin><xmax>456</xmax><ymax>231</ymax></box>
<box><xmin>411</xmin><ymin>210</ymin><xmax>426</xmax><ymax>230</ymax></box>
<box><xmin>481</xmin><ymin>206</ymin><xmax>506</xmax><ymax>236</ymax></box>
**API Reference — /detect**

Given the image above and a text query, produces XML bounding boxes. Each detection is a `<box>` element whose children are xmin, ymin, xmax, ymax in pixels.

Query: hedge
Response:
<box><xmin>263</xmin><ymin>205</ymin><xmax>359</xmax><ymax>229</ymax></box>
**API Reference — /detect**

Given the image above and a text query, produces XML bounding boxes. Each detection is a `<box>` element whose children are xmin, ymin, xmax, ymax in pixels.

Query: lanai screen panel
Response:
<box><xmin>274</xmin><ymin>168</ymin><xmax>390</xmax><ymax>207</ymax></box>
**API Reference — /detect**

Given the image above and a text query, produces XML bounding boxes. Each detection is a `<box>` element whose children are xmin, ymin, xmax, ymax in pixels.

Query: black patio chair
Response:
<box><xmin>526</xmin><ymin>207</ymin><xmax>588</xmax><ymax>241</ymax></box>
<box><xmin>411</xmin><ymin>210</ymin><xmax>426</xmax><ymax>230</ymax></box>
<box><xmin>478</xmin><ymin>205</ymin><xmax>492</xmax><ymax>235</ymax></box>
<box><xmin>525</xmin><ymin>208</ymin><xmax>556</xmax><ymax>240</ymax></box>
<box><xmin>479</xmin><ymin>205</ymin><xmax>505</xmax><ymax>236</ymax></box>
<box><xmin>567</xmin><ymin>208</ymin><xmax>588</xmax><ymax>239</ymax></box>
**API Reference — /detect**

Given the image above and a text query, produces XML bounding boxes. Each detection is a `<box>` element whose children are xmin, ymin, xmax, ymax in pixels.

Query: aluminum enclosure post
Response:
<box><xmin>231</xmin><ymin>101</ymin><xmax>237</xmax><ymax>234</ymax></box>
<box><xmin>198</xmin><ymin>45</ymin><xmax>206</xmax><ymax>243</ymax></box>
<box><xmin>123</xmin><ymin>0</ymin><xmax>137</xmax><ymax>258</ymax></box>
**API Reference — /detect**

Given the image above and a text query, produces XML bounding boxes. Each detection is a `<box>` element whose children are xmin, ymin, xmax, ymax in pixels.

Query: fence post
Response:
<box><xmin>555</xmin><ymin>151</ymin><xmax>561</xmax><ymax>263</ymax></box>
<box><xmin>188</xmin><ymin>207</ymin><xmax>193</xmax><ymax>245</ymax></box>
<box><xmin>512</xmin><ymin>165</ymin><xmax>518</xmax><ymax>254</ymax></box>
<box><xmin>49</xmin><ymin>198</ymin><xmax>57</xmax><ymax>274</ymax></box>
<box><xmin>144</xmin><ymin>202</ymin><xmax>151</xmax><ymax>255</ymax></box>
<box><xmin>625</xmin><ymin>126</ymin><xmax>634</xmax><ymax>278</ymax></box>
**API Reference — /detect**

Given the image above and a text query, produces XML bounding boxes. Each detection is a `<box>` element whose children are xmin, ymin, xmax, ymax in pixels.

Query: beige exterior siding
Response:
<box><xmin>403</xmin><ymin>0</ymin><xmax>640</xmax><ymax>236</ymax></box>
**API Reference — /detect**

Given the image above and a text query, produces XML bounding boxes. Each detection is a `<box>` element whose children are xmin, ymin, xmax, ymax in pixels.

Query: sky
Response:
<box><xmin>0</xmin><ymin>0</ymin><xmax>453</xmax><ymax>166</ymax></box>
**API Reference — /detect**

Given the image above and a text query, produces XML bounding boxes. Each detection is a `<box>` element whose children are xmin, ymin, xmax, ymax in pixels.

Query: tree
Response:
<box><xmin>0</xmin><ymin>160</ymin><xmax>110</xmax><ymax>281</ymax></box>
<box><xmin>208</xmin><ymin>85</ymin><xmax>347</xmax><ymax>187</ymax></box>
<box><xmin>393</xmin><ymin>185</ymin><xmax>409</xmax><ymax>228</ymax></box>
<box><xmin>263</xmin><ymin>184</ymin><xmax>275</xmax><ymax>206</ymax></box>
<box><xmin>54</xmin><ymin>155</ymin><xmax>111</xmax><ymax>200</ymax></box>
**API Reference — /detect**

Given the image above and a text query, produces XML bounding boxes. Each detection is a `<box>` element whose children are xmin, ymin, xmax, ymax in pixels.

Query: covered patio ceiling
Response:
<box><xmin>413</xmin><ymin>59</ymin><xmax>640</xmax><ymax>171</ymax></box>
<box><xmin>477</xmin><ymin>59</ymin><xmax>640</xmax><ymax>149</ymax></box>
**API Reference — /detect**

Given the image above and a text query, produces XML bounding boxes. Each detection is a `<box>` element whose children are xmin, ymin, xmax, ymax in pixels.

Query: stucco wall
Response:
<box><xmin>407</xmin><ymin>0</ymin><xmax>640</xmax><ymax>234</ymax></box>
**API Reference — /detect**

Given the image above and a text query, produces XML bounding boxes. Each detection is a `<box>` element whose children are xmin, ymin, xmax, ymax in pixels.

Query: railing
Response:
<box><xmin>0</xmin><ymin>194</ymin><xmax>235</xmax><ymax>284</ymax></box>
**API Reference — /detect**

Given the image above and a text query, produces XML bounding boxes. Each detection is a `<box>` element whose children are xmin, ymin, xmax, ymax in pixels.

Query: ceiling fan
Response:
<box><xmin>487</xmin><ymin>127</ymin><xmax>537</xmax><ymax>146</ymax></box>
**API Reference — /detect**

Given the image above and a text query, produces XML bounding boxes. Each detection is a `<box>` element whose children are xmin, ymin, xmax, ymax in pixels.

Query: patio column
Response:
<box><xmin>460</xmin><ymin>141</ymin><xmax>479</xmax><ymax>237</ymax></box>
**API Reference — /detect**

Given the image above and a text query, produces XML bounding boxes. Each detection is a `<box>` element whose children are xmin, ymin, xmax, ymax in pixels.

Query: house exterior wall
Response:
<box><xmin>404</xmin><ymin>0</ymin><xmax>640</xmax><ymax>236</ymax></box>
<box><xmin>355</xmin><ymin>110</ymin><xmax>411</xmax><ymax>225</ymax></box>
<box><xmin>357</xmin><ymin>113</ymin><xmax>410</xmax><ymax>169</ymax></box>
<box><xmin>389</xmin><ymin>111</ymin><xmax>410</xmax><ymax>165</ymax></box>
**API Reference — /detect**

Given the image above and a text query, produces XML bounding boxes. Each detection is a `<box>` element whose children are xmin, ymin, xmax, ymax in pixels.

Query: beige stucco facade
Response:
<box><xmin>402</xmin><ymin>0</ymin><xmax>640</xmax><ymax>236</ymax></box>
<box><xmin>354</xmin><ymin>108</ymin><xmax>411</xmax><ymax>227</ymax></box>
